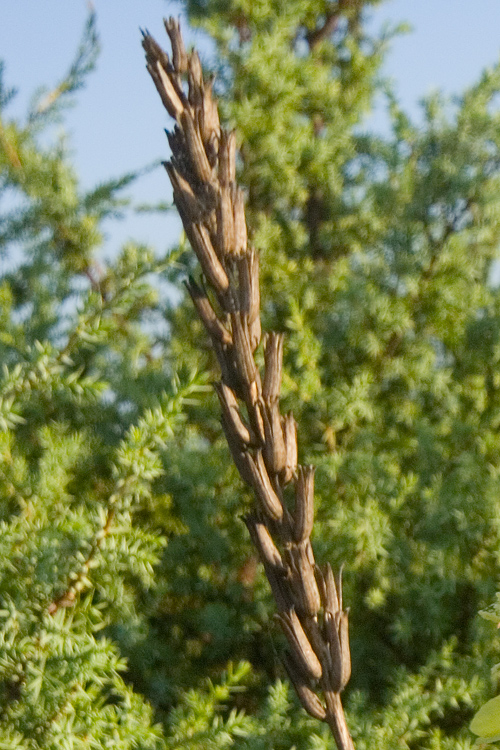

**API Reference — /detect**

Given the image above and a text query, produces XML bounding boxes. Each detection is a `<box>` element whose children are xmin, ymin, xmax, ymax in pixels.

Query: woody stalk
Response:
<box><xmin>142</xmin><ymin>20</ymin><xmax>355</xmax><ymax>750</ymax></box>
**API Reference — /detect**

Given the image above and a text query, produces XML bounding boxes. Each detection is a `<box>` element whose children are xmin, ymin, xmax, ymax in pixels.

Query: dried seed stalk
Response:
<box><xmin>143</xmin><ymin>22</ymin><xmax>355</xmax><ymax>750</ymax></box>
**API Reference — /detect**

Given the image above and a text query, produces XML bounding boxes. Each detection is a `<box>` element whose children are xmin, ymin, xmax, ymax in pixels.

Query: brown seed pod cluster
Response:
<box><xmin>142</xmin><ymin>19</ymin><xmax>355</xmax><ymax>750</ymax></box>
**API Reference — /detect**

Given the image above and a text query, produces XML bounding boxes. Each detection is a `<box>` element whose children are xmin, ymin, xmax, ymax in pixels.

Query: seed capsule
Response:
<box><xmin>233</xmin><ymin>186</ymin><xmax>247</xmax><ymax>256</ymax></box>
<box><xmin>142</xmin><ymin>31</ymin><xmax>172</xmax><ymax>74</ymax></box>
<box><xmin>184</xmin><ymin>223</ymin><xmax>229</xmax><ymax>297</ymax></box>
<box><xmin>323</xmin><ymin>563</ymin><xmax>340</xmax><ymax>615</ymax></box>
<box><xmin>249</xmin><ymin>315</ymin><xmax>262</xmax><ymax>354</ymax></box>
<box><xmin>230</xmin><ymin>312</ymin><xmax>258</xmax><ymax>388</ymax></box>
<box><xmin>166</xmin><ymin>126</ymin><xmax>185</xmax><ymax>162</ymax></box>
<box><xmin>146</xmin><ymin>60</ymin><xmax>185</xmax><ymax>120</ymax></box>
<box><xmin>248</xmin><ymin>249</ymin><xmax>260</xmax><ymax>325</ymax></box>
<box><xmin>201</xmin><ymin>77</ymin><xmax>220</xmax><ymax>144</ymax></box>
<box><xmin>282</xmin><ymin>413</ymin><xmax>298</xmax><ymax>484</ymax></box>
<box><xmin>282</xmin><ymin>651</ymin><xmax>327</xmax><ymax>721</ymax></box>
<box><xmin>212</xmin><ymin>340</ymin><xmax>241</xmax><ymax>396</ymax></box>
<box><xmin>247</xmin><ymin>398</ymin><xmax>265</xmax><ymax>445</ymax></box>
<box><xmin>325</xmin><ymin>611</ymin><xmax>342</xmax><ymax>693</ymax></box>
<box><xmin>164</xmin><ymin>17</ymin><xmax>188</xmax><ymax>73</ymax></box>
<box><xmin>218</xmin><ymin>129</ymin><xmax>236</xmax><ymax>187</ymax></box>
<box><xmin>288</xmin><ymin>542</ymin><xmax>321</xmax><ymax>617</ymax></box>
<box><xmin>166</xmin><ymin>163</ymin><xmax>204</xmax><ymax>222</ymax></box>
<box><xmin>276</xmin><ymin>609</ymin><xmax>322</xmax><ymax>681</ymax></box>
<box><xmin>215</xmin><ymin>381</ymin><xmax>252</xmax><ymax>446</ymax></box>
<box><xmin>180</xmin><ymin>110</ymin><xmax>213</xmax><ymax>183</ymax></box>
<box><xmin>217</xmin><ymin>185</ymin><xmax>234</xmax><ymax>258</ymax></box>
<box><xmin>263</xmin><ymin>333</ymin><xmax>284</xmax><ymax>403</ymax></box>
<box><xmin>187</xmin><ymin>50</ymin><xmax>204</xmax><ymax>107</ymax></box>
<box><xmin>185</xmin><ymin>279</ymin><xmax>231</xmax><ymax>345</ymax></box>
<box><xmin>244</xmin><ymin>514</ymin><xmax>284</xmax><ymax>570</ymax></box>
<box><xmin>221</xmin><ymin>420</ymin><xmax>255</xmax><ymax>485</ymax></box>
<box><xmin>339</xmin><ymin>610</ymin><xmax>351</xmax><ymax>690</ymax></box>
<box><xmin>293</xmin><ymin>466</ymin><xmax>315</xmax><ymax>543</ymax></box>
<box><xmin>265</xmin><ymin>561</ymin><xmax>291</xmax><ymax>612</ymax></box>
<box><xmin>246</xmin><ymin>450</ymin><xmax>284</xmax><ymax>521</ymax></box>
<box><xmin>262</xmin><ymin>401</ymin><xmax>286</xmax><ymax>476</ymax></box>
<box><xmin>236</xmin><ymin>248</ymin><xmax>261</xmax><ymax>351</ymax></box>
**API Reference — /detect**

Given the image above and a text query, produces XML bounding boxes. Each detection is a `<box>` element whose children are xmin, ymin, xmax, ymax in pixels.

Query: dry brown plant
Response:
<box><xmin>142</xmin><ymin>19</ymin><xmax>355</xmax><ymax>750</ymax></box>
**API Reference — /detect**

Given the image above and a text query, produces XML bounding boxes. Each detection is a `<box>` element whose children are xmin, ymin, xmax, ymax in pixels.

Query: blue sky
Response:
<box><xmin>2</xmin><ymin>0</ymin><xmax>500</xmax><ymax>260</ymax></box>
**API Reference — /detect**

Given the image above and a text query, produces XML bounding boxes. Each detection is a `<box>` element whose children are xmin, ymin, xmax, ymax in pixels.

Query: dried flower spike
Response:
<box><xmin>143</xmin><ymin>21</ymin><xmax>355</xmax><ymax>750</ymax></box>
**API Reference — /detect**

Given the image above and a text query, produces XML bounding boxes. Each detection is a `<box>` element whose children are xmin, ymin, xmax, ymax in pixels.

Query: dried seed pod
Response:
<box><xmin>265</xmin><ymin>560</ymin><xmax>291</xmax><ymax>612</ymax></box>
<box><xmin>262</xmin><ymin>401</ymin><xmax>287</xmax><ymax>475</ymax></box>
<box><xmin>249</xmin><ymin>315</ymin><xmax>262</xmax><ymax>354</ymax></box>
<box><xmin>145</xmin><ymin>21</ymin><xmax>356</xmax><ymax>743</ymax></box>
<box><xmin>240</xmin><ymin>249</ymin><xmax>261</xmax><ymax>350</ymax></box>
<box><xmin>216</xmin><ymin>185</ymin><xmax>235</xmax><ymax>257</ymax></box>
<box><xmin>247</xmin><ymin>249</ymin><xmax>260</xmax><ymax>325</ymax></box>
<box><xmin>185</xmin><ymin>279</ymin><xmax>231</xmax><ymax>345</ymax></box>
<box><xmin>282</xmin><ymin>651</ymin><xmax>327</xmax><ymax>721</ymax></box>
<box><xmin>221</xmin><ymin>424</ymin><xmax>256</xmax><ymax>485</ymax></box>
<box><xmin>187</xmin><ymin>50</ymin><xmax>204</xmax><ymax>105</ymax></box>
<box><xmin>185</xmin><ymin>223</ymin><xmax>229</xmax><ymax>297</ymax></box>
<box><xmin>276</xmin><ymin>609</ymin><xmax>322</xmax><ymax>681</ymax></box>
<box><xmin>230</xmin><ymin>312</ymin><xmax>258</xmax><ymax>388</ymax></box>
<box><xmin>323</xmin><ymin>562</ymin><xmax>340</xmax><ymax>615</ymax></box>
<box><xmin>302</xmin><ymin>612</ymin><xmax>330</xmax><ymax>666</ymax></box>
<box><xmin>166</xmin><ymin>163</ymin><xmax>204</xmax><ymax>222</ymax></box>
<box><xmin>169</xmin><ymin>154</ymin><xmax>217</xmax><ymax>214</ymax></box>
<box><xmin>314</xmin><ymin>563</ymin><xmax>326</xmax><ymax>604</ymax></box>
<box><xmin>282</xmin><ymin>412</ymin><xmax>298</xmax><ymax>484</ymax></box>
<box><xmin>244</xmin><ymin>513</ymin><xmax>284</xmax><ymax>570</ymax></box>
<box><xmin>218</xmin><ymin>129</ymin><xmax>236</xmax><ymax>187</ymax></box>
<box><xmin>215</xmin><ymin>381</ymin><xmax>252</xmax><ymax>446</ymax></box>
<box><xmin>289</xmin><ymin>542</ymin><xmax>321</xmax><ymax>617</ymax></box>
<box><xmin>246</xmin><ymin>450</ymin><xmax>284</xmax><ymax>521</ymax></box>
<box><xmin>339</xmin><ymin>610</ymin><xmax>351</xmax><ymax>690</ymax></box>
<box><xmin>293</xmin><ymin>466</ymin><xmax>315</xmax><ymax>543</ymax></box>
<box><xmin>142</xmin><ymin>31</ymin><xmax>172</xmax><ymax>74</ymax></box>
<box><xmin>212</xmin><ymin>340</ymin><xmax>241</xmax><ymax>396</ymax></box>
<box><xmin>236</xmin><ymin>250</ymin><xmax>257</xmax><ymax>315</ymax></box>
<box><xmin>246</xmin><ymin>398</ymin><xmax>265</xmax><ymax>445</ymax></box>
<box><xmin>147</xmin><ymin>60</ymin><xmax>185</xmax><ymax>120</ymax></box>
<box><xmin>205</xmin><ymin>130</ymin><xmax>219</xmax><ymax>170</ymax></box>
<box><xmin>263</xmin><ymin>333</ymin><xmax>284</xmax><ymax>403</ymax></box>
<box><xmin>164</xmin><ymin>17</ymin><xmax>188</xmax><ymax>73</ymax></box>
<box><xmin>234</xmin><ymin>249</ymin><xmax>260</xmax><ymax>350</ymax></box>
<box><xmin>233</xmin><ymin>186</ymin><xmax>247</xmax><ymax>255</ymax></box>
<box><xmin>180</xmin><ymin>110</ymin><xmax>213</xmax><ymax>183</ymax></box>
<box><xmin>324</xmin><ymin>611</ymin><xmax>343</xmax><ymax>693</ymax></box>
<box><xmin>166</xmin><ymin>126</ymin><xmax>186</xmax><ymax>161</ymax></box>
<box><xmin>201</xmin><ymin>77</ymin><xmax>220</xmax><ymax>143</ymax></box>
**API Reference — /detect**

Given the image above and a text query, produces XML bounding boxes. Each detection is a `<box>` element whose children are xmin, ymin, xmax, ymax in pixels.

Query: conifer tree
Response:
<box><xmin>4</xmin><ymin>3</ymin><xmax>500</xmax><ymax>748</ymax></box>
<box><xmin>0</xmin><ymin>13</ymin><xmax>220</xmax><ymax>749</ymax></box>
<box><xmin>1</xmin><ymin>11</ymin><xmax>342</xmax><ymax>750</ymax></box>
<box><xmin>1</xmin><ymin>12</ymin><xmax>309</xmax><ymax>750</ymax></box>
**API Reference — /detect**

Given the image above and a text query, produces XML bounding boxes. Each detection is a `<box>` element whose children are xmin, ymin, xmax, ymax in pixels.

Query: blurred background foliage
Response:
<box><xmin>1</xmin><ymin>2</ymin><xmax>500</xmax><ymax>747</ymax></box>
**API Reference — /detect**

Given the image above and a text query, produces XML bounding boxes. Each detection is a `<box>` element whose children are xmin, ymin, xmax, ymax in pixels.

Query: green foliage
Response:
<box><xmin>27</xmin><ymin>10</ymin><xmax>100</xmax><ymax>123</ymax></box>
<box><xmin>164</xmin><ymin>662</ymin><xmax>254</xmax><ymax>749</ymax></box>
<box><xmin>0</xmin><ymin>12</ymin><xmax>326</xmax><ymax>749</ymax></box>
<box><xmin>0</xmin><ymin>16</ymin><xmax>209</xmax><ymax>748</ymax></box>
<box><xmin>4</xmin><ymin>2</ymin><xmax>500</xmax><ymax>748</ymax></box>
<box><xmin>153</xmin><ymin>0</ymin><xmax>500</xmax><ymax>746</ymax></box>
